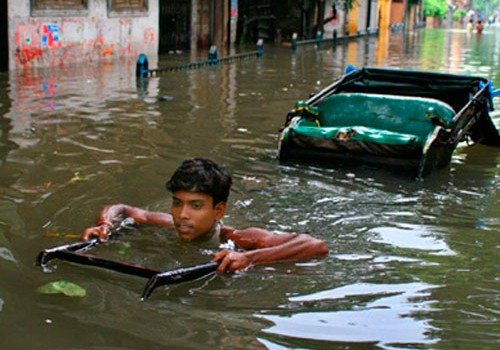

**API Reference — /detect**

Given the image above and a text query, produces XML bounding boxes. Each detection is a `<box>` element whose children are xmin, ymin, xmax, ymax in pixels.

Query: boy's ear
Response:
<box><xmin>214</xmin><ymin>201</ymin><xmax>227</xmax><ymax>220</ymax></box>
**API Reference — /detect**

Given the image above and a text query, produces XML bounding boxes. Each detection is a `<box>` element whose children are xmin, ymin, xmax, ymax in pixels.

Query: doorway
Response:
<box><xmin>159</xmin><ymin>0</ymin><xmax>192</xmax><ymax>54</ymax></box>
<box><xmin>236</xmin><ymin>0</ymin><xmax>276</xmax><ymax>44</ymax></box>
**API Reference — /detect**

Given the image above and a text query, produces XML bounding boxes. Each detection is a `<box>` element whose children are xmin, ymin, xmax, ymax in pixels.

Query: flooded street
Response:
<box><xmin>1</xmin><ymin>26</ymin><xmax>499</xmax><ymax>349</ymax></box>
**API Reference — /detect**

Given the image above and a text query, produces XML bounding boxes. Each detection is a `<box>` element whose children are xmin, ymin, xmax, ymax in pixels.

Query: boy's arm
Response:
<box><xmin>80</xmin><ymin>204</ymin><xmax>173</xmax><ymax>241</ymax></box>
<box><xmin>213</xmin><ymin>227</ymin><xmax>328</xmax><ymax>272</ymax></box>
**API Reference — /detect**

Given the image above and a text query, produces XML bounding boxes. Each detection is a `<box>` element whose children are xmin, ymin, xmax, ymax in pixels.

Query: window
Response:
<box><xmin>109</xmin><ymin>0</ymin><xmax>148</xmax><ymax>17</ymax></box>
<box><xmin>31</xmin><ymin>0</ymin><xmax>88</xmax><ymax>16</ymax></box>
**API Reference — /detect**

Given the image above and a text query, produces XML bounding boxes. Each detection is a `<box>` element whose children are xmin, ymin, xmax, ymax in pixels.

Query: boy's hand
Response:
<box><xmin>80</xmin><ymin>224</ymin><xmax>111</xmax><ymax>242</ymax></box>
<box><xmin>212</xmin><ymin>249</ymin><xmax>252</xmax><ymax>273</ymax></box>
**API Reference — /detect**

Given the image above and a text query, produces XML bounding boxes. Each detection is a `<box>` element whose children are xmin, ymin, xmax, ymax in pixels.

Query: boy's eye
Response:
<box><xmin>172</xmin><ymin>199</ymin><xmax>181</xmax><ymax>207</ymax></box>
<box><xmin>191</xmin><ymin>202</ymin><xmax>202</xmax><ymax>209</ymax></box>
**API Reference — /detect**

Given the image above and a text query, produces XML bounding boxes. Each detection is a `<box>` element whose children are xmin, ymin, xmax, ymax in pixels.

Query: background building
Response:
<box><xmin>5</xmin><ymin>0</ymin><xmax>159</xmax><ymax>71</ymax></box>
<box><xmin>1</xmin><ymin>0</ymin><xmax>425</xmax><ymax>71</ymax></box>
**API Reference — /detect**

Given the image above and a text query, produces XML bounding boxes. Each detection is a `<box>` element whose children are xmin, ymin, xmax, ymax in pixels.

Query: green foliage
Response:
<box><xmin>424</xmin><ymin>0</ymin><xmax>448</xmax><ymax>19</ymax></box>
<box><xmin>37</xmin><ymin>280</ymin><xmax>86</xmax><ymax>297</ymax></box>
<box><xmin>453</xmin><ymin>9</ymin><xmax>467</xmax><ymax>21</ymax></box>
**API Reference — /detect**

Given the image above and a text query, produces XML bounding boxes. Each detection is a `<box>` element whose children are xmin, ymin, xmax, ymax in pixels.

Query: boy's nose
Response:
<box><xmin>179</xmin><ymin>205</ymin><xmax>190</xmax><ymax>219</ymax></box>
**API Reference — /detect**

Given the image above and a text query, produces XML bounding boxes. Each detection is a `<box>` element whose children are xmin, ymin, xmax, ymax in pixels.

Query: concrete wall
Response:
<box><xmin>357</xmin><ymin>1</ymin><xmax>368</xmax><ymax>34</ymax></box>
<box><xmin>369</xmin><ymin>0</ymin><xmax>379</xmax><ymax>31</ymax></box>
<box><xmin>8</xmin><ymin>0</ymin><xmax>159</xmax><ymax>70</ymax></box>
<box><xmin>355</xmin><ymin>0</ymin><xmax>380</xmax><ymax>34</ymax></box>
<box><xmin>349</xmin><ymin>0</ymin><xmax>379</xmax><ymax>35</ymax></box>
<box><xmin>323</xmin><ymin>0</ymin><xmax>379</xmax><ymax>37</ymax></box>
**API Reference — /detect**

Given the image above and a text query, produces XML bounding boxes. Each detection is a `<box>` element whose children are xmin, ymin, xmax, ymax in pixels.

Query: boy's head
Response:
<box><xmin>166</xmin><ymin>158</ymin><xmax>232</xmax><ymax>206</ymax></box>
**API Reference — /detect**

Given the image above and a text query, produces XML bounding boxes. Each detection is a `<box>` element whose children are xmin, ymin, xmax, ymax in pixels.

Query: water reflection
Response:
<box><xmin>258</xmin><ymin>282</ymin><xmax>439</xmax><ymax>349</ymax></box>
<box><xmin>368</xmin><ymin>224</ymin><xmax>456</xmax><ymax>256</ymax></box>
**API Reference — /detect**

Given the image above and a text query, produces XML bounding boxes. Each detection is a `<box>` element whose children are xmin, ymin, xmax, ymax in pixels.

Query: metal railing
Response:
<box><xmin>136</xmin><ymin>40</ymin><xmax>264</xmax><ymax>77</ymax></box>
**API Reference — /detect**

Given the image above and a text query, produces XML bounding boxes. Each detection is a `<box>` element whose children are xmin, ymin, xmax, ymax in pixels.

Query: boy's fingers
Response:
<box><xmin>98</xmin><ymin>227</ymin><xmax>110</xmax><ymax>241</ymax></box>
<box><xmin>213</xmin><ymin>250</ymin><xmax>231</xmax><ymax>273</ymax></box>
<box><xmin>80</xmin><ymin>233</ymin><xmax>90</xmax><ymax>241</ymax></box>
<box><xmin>212</xmin><ymin>249</ymin><xmax>227</xmax><ymax>261</ymax></box>
<box><xmin>81</xmin><ymin>226</ymin><xmax>109</xmax><ymax>242</ymax></box>
<box><xmin>216</xmin><ymin>258</ymin><xmax>229</xmax><ymax>273</ymax></box>
<box><xmin>81</xmin><ymin>228</ymin><xmax>96</xmax><ymax>241</ymax></box>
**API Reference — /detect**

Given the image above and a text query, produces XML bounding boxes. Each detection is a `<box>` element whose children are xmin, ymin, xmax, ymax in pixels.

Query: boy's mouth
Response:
<box><xmin>176</xmin><ymin>224</ymin><xmax>194</xmax><ymax>237</ymax></box>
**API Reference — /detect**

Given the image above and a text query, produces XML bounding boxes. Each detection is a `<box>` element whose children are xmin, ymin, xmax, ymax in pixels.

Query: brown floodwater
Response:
<box><xmin>0</xmin><ymin>26</ymin><xmax>499</xmax><ymax>349</ymax></box>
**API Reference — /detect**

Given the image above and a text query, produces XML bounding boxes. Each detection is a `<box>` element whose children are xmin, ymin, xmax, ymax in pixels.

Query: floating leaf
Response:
<box><xmin>69</xmin><ymin>172</ymin><xmax>89</xmax><ymax>183</ymax></box>
<box><xmin>37</xmin><ymin>280</ymin><xmax>86</xmax><ymax>297</ymax></box>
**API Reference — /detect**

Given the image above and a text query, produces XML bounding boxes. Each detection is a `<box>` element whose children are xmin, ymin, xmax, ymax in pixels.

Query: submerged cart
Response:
<box><xmin>278</xmin><ymin>66</ymin><xmax>500</xmax><ymax>177</ymax></box>
<box><xmin>37</xmin><ymin>219</ymin><xmax>219</xmax><ymax>300</ymax></box>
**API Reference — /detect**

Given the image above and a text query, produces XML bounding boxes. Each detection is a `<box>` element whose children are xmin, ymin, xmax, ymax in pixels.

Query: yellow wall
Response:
<box><xmin>348</xmin><ymin>2</ymin><xmax>360</xmax><ymax>35</ymax></box>
<box><xmin>375</xmin><ymin>0</ymin><xmax>392</xmax><ymax>63</ymax></box>
<box><xmin>378</xmin><ymin>0</ymin><xmax>392</xmax><ymax>30</ymax></box>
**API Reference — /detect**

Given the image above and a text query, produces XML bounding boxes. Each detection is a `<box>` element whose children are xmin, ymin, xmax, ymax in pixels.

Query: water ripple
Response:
<box><xmin>258</xmin><ymin>282</ymin><xmax>440</xmax><ymax>348</ymax></box>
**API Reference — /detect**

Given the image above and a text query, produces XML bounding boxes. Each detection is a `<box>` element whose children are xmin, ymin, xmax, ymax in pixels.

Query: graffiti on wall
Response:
<box><xmin>13</xmin><ymin>20</ymin><xmax>156</xmax><ymax>69</ymax></box>
<box><xmin>42</xmin><ymin>23</ymin><xmax>60</xmax><ymax>49</ymax></box>
<box><xmin>14</xmin><ymin>22</ymin><xmax>41</xmax><ymax>68</ymax></box>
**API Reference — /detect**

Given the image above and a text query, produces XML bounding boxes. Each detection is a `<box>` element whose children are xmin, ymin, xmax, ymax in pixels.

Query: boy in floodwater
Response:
<box><xmin>81</xmin><ymin>158</ymin><xmax>328</xmax><ymax>273</ymax></box>
<box><xmin>467</xmin><ymin>19</ymin><xmax>474</xmax><ymax>33</ymax></box>
<box><xmin>476</xmin><ymin>20</ymin><xmax>484</xmax><ymax>34</ymax></box>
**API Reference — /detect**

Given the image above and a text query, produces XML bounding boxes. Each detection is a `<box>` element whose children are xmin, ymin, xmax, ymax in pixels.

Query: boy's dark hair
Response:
<box><xmin>166</xmin><ymin>158</ymin><xmax>232</xmax><ymax>205</ymax></box>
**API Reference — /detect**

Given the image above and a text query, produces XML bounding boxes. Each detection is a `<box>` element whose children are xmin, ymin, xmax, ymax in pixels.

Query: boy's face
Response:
<box><xmin>170</xmin><ymin>191</ymin><xmax>226</xmax><ymax>241</ymax></box>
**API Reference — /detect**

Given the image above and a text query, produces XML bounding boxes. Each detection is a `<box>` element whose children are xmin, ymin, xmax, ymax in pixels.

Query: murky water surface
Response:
<box><xmin>1</xmin><ymin>27</ymin><xmax>499</xmax><ymax>349</ymax></box>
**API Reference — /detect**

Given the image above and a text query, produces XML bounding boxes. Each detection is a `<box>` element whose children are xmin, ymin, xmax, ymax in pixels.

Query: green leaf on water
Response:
<box><xmin>37</xmin><ymin>280</ymin><xmax>86</xmax><ymax>297</ymax></box>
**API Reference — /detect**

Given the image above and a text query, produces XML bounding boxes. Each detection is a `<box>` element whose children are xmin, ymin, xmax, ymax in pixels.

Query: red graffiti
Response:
<box><xmin>93</xmin><ymin>37</ymin><xmax>105</xmax><ymax>49</ymax></box>
<box><xmin>92</xmin><ymin>37</ymin><xmax>115</xmax><ymax>59</ymax></box>
<box><xmin>144</xmin><ymin>28</ymin><xmax>155</xmax><ymax>43</ymax></box>
<box><xmin>15</xmin><ymin>46</ymin><xmax>43</xmax><ymax>69</ymax></box>
<box><xmin>103</xmin><ymin>43</ymin><xmax>114</xmax><ymax>57</ymax></box>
